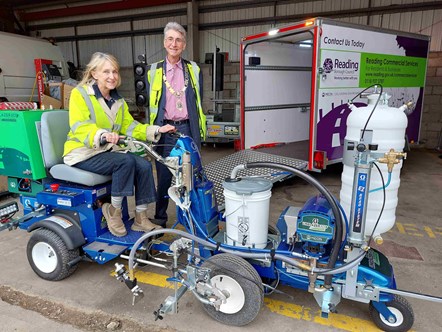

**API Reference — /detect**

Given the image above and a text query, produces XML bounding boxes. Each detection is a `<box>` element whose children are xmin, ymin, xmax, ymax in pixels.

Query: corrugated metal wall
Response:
<box><xmin>27</xmin><ymin>0</ymin><xmax>442</xmax><ymax>66</ymax></box>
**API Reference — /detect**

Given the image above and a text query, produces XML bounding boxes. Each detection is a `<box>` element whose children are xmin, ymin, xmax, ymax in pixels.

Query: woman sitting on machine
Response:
<box><xmin>62</xmin><ymin>52</ymin><xmax>176</xmax><ymax>237</ymax></box>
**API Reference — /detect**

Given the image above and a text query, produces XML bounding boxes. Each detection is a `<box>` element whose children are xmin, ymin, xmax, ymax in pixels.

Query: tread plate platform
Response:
<box><xmin>203</xmin><ymin>150</ymin><xmax>308</xmax><ymax>205</ymax></box>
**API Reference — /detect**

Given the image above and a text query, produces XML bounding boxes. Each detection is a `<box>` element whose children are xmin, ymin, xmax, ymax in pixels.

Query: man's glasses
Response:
<box><xmin>165</xmin><ymin>36</ymin><xmax>185</xmax><ymax>45</ymax></box>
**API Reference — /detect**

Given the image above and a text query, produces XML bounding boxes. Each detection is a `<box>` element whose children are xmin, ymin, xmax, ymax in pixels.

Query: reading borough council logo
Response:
<box><xmin>323</xmin><ymin>58</ymin><xmax>333</xmax><ymax>73</ymax></box>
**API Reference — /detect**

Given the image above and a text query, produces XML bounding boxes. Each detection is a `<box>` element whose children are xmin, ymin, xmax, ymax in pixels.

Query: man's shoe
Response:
<box><xmin>132</xmin><ymin>210</ymin><xmax>162</xmax><ymax>232</ymax></box>
<box><xmin>148</xmin><ymin>217</ymin><xmax>167</xmax><ymax>228</ymax></box>
<box><xmin>102</xmin><ymin>203</ymin><xmax>127</xmax><ymax>237</ymax></box>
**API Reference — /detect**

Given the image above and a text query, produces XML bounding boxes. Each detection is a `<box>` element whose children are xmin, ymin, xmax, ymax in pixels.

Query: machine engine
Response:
<box><xmin>296</xmin><ymin>195</ymin><xmax>335</xmax><ymax>257</ymax></box>
<box><xmin>276</xmin><ymin>195</ymin><xmax>336</xmax><ymax>258</ymax></box>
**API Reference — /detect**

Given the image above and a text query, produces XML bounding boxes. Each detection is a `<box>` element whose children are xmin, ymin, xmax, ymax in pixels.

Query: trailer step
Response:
<box><xmin>204</xmin><ymin>149</ymin><xmax>308</xmax><ymax>205</ymax></box>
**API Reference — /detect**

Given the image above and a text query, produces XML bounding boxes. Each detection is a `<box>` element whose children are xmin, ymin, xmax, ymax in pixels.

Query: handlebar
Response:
<box><xmin>99</xmin><ymin>135</ymin><xmax>126</xmax><ymax>146</ymax></box>
<box><xmin>99</xmin><ymin>131</ymin><xmax>186</xmax><ymax>173</ymax></box>
<box><xmin>100</xmin><ymin>130</ymin><xmax>183</xmax><ymax>146</ymax></box>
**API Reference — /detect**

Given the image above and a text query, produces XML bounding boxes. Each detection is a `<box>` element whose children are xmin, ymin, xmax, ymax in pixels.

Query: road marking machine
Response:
<box><xmin>1</xmin><ymin>88</ymin><xmax>441</xmax><ymax>331</ymax></box>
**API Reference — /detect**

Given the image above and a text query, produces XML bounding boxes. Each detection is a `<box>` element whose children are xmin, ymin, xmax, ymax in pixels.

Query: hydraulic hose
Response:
<box><xmin>243</xmin><ymin>162</ymin><xmax>343</xmax><ymax>288</ymax></box>
<box><xmin>126</xmin><ymin>165</ymin><xmax>346</xmax><ymax>286</ymax></box>
<box><xmin>127</xmin><ymin>229</ymin><xmax>309</xmax><ymax>274</ymax></box>
<box><xmin>127</xmin><ymin>228</ymin><xmax>357</xmax><ymax>278</ymax></box>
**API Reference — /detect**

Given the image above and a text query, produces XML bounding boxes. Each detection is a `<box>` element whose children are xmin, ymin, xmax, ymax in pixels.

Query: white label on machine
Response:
<box><xmin>46</xmin><ymin>216</ymin><xmax>73</xmax><ymax>229</ymax></box>
<box><xmin>97</xmin><ymin>188</ymin><xmax>107</xmax><ymax>197</ymax></box>
<box><xmin>57</xmin><ymin>198</ymin><xmax>72</xmax><ymax>207</ymax></box>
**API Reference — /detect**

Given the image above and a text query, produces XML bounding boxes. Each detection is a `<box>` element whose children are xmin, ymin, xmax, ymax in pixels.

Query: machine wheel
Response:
<box><xmin>26</xmin><ymin>228</ymin><xmax>80</xmax><ymax>281</ymax></box>
<box><xmin>201</xmin><ymin>253</ymin><xmax>264</xmax><ymax>326</ymax></box>
<box><xmin>369</xmin><ymin>295</ymin><xmax>414</xmax><ymax>332</ymax></box>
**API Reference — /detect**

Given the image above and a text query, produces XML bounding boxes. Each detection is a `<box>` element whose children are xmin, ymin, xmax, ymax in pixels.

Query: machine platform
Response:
<box><xmin>203</xmin><ymin>149</ymin><xmax>308</xmax><ymax>205</ymax></box>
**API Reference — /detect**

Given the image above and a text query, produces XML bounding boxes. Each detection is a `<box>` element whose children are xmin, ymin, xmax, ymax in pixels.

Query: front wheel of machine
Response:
<box><xmin>26</xmin><ymin>228</ymin><xmax>80</xmax><ymax>281</ymax></box>
<box><xmin>369</xmin><ymin>295</ymin><xmax>414</xmax><ymax>332</ymax></box>
<box><xmin>201</xmin><ymin>253</ymin><xmax>264</xmax><ymax>326</ymax></box>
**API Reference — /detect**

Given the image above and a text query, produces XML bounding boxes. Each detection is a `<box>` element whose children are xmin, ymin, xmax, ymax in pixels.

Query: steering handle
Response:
<box><xmin>100</xmin><ymin>135</ymin><xmax>126</xmax><ymax>146</ymax></box>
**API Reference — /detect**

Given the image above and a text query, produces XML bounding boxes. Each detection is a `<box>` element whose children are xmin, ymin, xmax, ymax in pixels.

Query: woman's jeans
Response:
<box><xmin>75</xmin><ymin>151</ymin><xmax>156</xmax><ymax>206</ymax></box>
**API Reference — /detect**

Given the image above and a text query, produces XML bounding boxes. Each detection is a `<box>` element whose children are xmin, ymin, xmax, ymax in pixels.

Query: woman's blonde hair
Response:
<box><xmin>78</xmin><ymin>52</ymin><xmax>121</xmax><ymax>87</ymax></box>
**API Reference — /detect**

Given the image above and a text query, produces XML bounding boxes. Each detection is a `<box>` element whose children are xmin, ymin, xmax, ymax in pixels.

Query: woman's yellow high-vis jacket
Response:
<box><xmin>63</xmin><ymin>84</ymin><xmax>159</xmax><ymax>166</ymax></box>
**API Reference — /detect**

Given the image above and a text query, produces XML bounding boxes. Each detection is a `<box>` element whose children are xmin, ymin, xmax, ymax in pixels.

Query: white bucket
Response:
<box><xmin>223</xmin><ymin>178</ymin><xmax>272</xmax><ymax>248</ymax></box>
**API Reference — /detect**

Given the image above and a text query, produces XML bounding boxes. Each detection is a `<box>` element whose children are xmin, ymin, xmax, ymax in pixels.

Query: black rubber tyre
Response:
<box><xmin>26</xmin><ymin>228</ymin><xmax>80</xmax><ymax>281</ymax></box>
<box><xmin>369</xmin><ymin>295</ymin><xmax>414</xmax><ymax>332</ymax></box>
<box><xmin>201</xmin><ymin>253</ymin><xmax>264</xmax><ymax>326</ymax></box>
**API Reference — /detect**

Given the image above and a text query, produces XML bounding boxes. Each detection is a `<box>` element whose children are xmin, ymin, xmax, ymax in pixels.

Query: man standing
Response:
<box><xmin>146</xmin><ymin>22</ymin><xmax>206</xmax><ymax>227</ymax></box>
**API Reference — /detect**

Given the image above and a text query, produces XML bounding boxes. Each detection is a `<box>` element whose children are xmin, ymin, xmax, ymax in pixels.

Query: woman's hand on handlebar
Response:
<box><xmin>159</xmin><ymin>124</ymin><xmax>176</xmax><ymax>134</ymax></box>
<box><xmin>101</xmin><ymin>132</ymin><xmax>125</xmax><ymax>145</ymax></box>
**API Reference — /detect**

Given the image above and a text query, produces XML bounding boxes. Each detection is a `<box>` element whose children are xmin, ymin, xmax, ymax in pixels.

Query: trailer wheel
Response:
<box><xmin>369</xmin><ymin>295</ymin><xmax>414</xmax><ymax>332</ymax></box>
<box><xmin>201</xmin><ymin>253</ymin><xmax>264</xmax><ymax>326</ymax></box>
<box><xmin>27</xmin><ymin>228</ymin><xmax>80</xmax><ymax>281</ymax></box>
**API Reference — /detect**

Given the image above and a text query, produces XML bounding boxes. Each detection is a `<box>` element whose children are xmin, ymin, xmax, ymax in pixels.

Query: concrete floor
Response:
<box><xmin>0</xmin><ymin>145</ymin><xmax>441</xmax><ymax>331</ymax></box>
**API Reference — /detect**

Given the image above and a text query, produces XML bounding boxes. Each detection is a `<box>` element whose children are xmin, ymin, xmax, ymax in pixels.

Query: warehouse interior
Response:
<box><xmin>0</xmin><ymin>1</ymin><xmax>441</xmax><ymax>332</ymax></box>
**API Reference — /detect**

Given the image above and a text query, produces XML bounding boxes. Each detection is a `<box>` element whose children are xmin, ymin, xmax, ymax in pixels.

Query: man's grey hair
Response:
<box><xmin>164</xmin><ymin>22</ymin><xmax>186</xmax><ymax>41</ymax></box>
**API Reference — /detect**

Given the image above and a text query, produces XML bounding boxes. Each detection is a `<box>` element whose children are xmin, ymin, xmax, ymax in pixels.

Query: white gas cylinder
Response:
<box><xmin>339</xmin><ymin>93</ymin><xmax>408</xmax><ymax>239</ymax></box>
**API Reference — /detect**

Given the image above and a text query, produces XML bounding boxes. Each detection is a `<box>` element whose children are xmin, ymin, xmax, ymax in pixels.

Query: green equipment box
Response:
<box><xmin>0</xmin><ymin>110</ymin><xmax>51</xmax><ymax>180</ymax></box>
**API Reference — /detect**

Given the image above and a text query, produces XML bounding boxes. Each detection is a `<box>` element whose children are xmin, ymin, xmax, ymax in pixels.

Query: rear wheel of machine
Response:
<box><xmin>369</xmin><ymin>295</ymin><xmax>414</xmax><ymax>332</ymax></box>
<box><xmin>201</xmin><ymin>253</ymin><xmax>264</xmax><ymax>326</ymax></box>
<box><xmin>27</xmin><ymin>228</ymin><xmax>79</xmax><ymax>281</ymax></box>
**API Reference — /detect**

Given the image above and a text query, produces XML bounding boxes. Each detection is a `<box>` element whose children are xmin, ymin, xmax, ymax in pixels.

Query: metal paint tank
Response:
<box><xmin>340</xmin><ymin>93</ymin><xmax>408</xmax><ymax>239</ymax></box>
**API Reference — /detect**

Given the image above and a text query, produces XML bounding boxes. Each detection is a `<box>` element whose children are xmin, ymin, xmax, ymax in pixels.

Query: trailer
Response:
<box><xmin>205</xmin><ymin>18</ymin><xmax>429</xmax><ymax>203</ymax></box>
<box><xmin>237</xmin><ymin>17</ymin><xmax>429</xmax><ymax>172</ymax></box>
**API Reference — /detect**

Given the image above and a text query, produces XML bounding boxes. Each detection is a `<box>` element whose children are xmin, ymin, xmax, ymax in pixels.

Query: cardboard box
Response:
<box><xmin>41</xmin><ymin>94</ymin><xmax>62</xmax><ymax>109</ymax></box>
<box><xmin>0</xmin><ymin>175</ymin><xmax>8</xmax><ymax>192</ymax></box>
<box><xmin>63</xmin><ymin>84</ymin><xmax>75</xmax><ymax>109</ymax></box>
<box><xmin>42</xmin><ymin>82</ymin><xmax>76</xmax><ymax>109</ymax></box>
<box><xmin>47</xmin><ymin>82</ymin><xmax>63</xmax><ymax>100</ymax></box>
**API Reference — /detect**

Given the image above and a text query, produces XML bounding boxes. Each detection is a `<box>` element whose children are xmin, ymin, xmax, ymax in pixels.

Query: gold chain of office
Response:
<box><xmin>162</xmin><ymin>65</ymin><xmax>189</xmax><ymax>111</ymax></box>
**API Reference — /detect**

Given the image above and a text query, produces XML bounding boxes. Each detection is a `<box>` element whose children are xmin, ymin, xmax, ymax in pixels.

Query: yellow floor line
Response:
<box><xmin>265</xmin><ymin>297</ymin><xmax>381</xmax><ymax>331</ymax></box>
<box><xmin>112</xmin><ymin>268</ymin><xmax>384</xmax><ymax>331</ymax></box>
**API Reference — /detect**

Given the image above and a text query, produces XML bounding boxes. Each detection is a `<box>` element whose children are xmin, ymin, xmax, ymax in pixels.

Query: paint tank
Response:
<box><xmin>223</xmin><ymin>178</ymin><xmax>272</xmax><ymax>248</ymax></box>
<box><xmin>339</xmin><ymin>93</ymin><xmax>408</xmax><ymax>238</ymax></box>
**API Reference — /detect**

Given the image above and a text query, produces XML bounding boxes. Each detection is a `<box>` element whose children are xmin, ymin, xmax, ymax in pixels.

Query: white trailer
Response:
<box><xmin>239</xmin><ymin>17</ymin><xmax>429</xmax><ymax>172</ymax></box>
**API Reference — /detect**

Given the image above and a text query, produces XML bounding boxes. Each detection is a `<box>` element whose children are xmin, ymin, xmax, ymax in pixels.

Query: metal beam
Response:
<box><xmin>54</xmin><ymin>27</ymin><xmax>172</xmax><ymax>42</ymax></box>
<box><xmin>36</xmin><ymin>1</ymin><xmax>442</xmax><ymax>42</ymax></box>
<box><xmin>28</xmin><ymin>8</ymin><xmax>187</xmax><ymax>31</ymax></box>
<box><xmin>199</xmin><ymin>0</ymin><xmax>323</xmax><ymax>13</ymax></box>
<box><xmin>19</xmin><ymin>0</ymin><xmax>188</xmax><ymax>22</ymax></box>
<box><xmin>199</xmin><ymin>1</ymin><xmax>442</xmax><ymax>29</ymax></box>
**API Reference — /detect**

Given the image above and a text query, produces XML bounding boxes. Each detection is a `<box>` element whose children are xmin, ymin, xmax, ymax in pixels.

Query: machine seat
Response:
<box><xmin>40</xmin><ymin>110</ymin><xmax>111</xmax><ymax>186</ymax></box>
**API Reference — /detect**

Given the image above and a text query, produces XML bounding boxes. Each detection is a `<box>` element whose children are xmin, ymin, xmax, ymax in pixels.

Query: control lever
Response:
<box><xmin>168</xmin><ymin>130</ymin><xmax>184</xmax><ymax>138</ymax></box>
